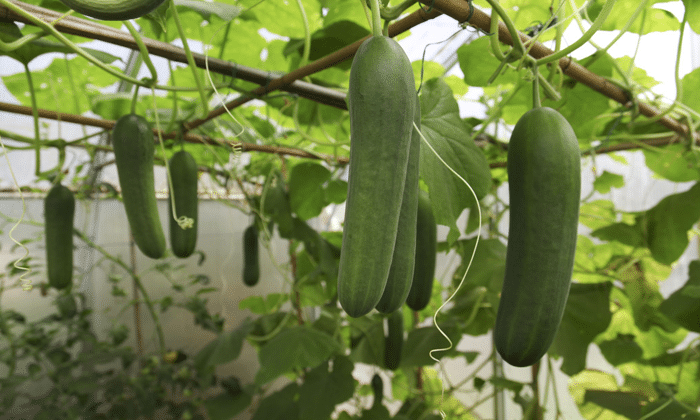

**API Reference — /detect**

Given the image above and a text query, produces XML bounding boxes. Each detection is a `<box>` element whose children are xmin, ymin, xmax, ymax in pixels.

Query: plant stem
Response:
<box><xmin>23</xmin><ymin>63</ymin><xmax>41</xmax><ymax>177</ymax></box>
<box><xmin>370</xmin><ymin>0</ymin><xmax>382</xmax><ymax>37</ymax></box>
<box><xmin>536</xmin><ymin>0</ymin><xmax>617</xmax><ymax>66</ymax></box>
<box><xmin>169</xmin><ymin>0</ymin><xmax>209</xmax><ymax>117</ymax></box>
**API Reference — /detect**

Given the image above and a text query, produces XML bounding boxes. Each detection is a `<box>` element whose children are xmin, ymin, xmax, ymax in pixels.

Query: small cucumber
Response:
<box><xmin>168</xmin><ymin>150</ymin><xmax>198</xmax><ymax>258</ymax></box>
<box><xmin>112</xmin><ymin>114</ymin><xmax>166</xmax><ymax>259</ymax></box>
<box><xmin>494</xmin><ymin>107</ymin><xmax>581</xmax><ymax>367</ymax></box>
<box><xmin>44</xmin><ymin>184</ymin><xmax>75</xmax><ymax>290</ymax></box>
<box><xmin>405</xmin><ymin>190</ymin><xmax>437</xmax><ymax>312</ymax></box>
<box><xmin>58</xmin><ymin>0</ymin><xmax>167</xmax><ymax>20</ymax></box>
<box><xmin>338</xmin><ymin>35</ymin><xmax>416</xmax><ymax>318</ymax></box>
<box><xmin>243</xmin><ymin>224</ymin><xmax>260</xmax><ymax>286</ymax></box>
<box><xmin>376</xmin><ymin>93</ymin><xmax>421</xmax><ymax>314</ymax></box>
<box><xmin>371</xmin><ymin>374</ymin><xmax>383</xmax><ymax>408</ymax></box>
<box><xmin>384</xmin><ymin>310</ymin><xmax>404</xmax><ymax>370</ymax></box>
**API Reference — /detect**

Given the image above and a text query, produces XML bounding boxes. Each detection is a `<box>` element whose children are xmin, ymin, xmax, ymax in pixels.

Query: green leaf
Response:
<box><xmin>174</xmin><ymin>0</ymin><xmax>242</xmax><ymax>20</ymax></box>
<box><xmin>598</xmin><ymin>334</ymin><xmax>644</xmax><ymax>365</ymax></box>
<box><xmin>592</xmin><ymin>221</ymin><xmax>643</xmax><ymax>248</ymax></box>
<box><xmin>400</xmin><ymin>325</ymin><xmax>461</xmax><ymax>367</ymax></box>
<box><xmin>685</xmin><ymin>0</ymin><xmax>700</xmax><ymax>34</ymax></box>
<box><xmin>588</xmin><ymin>0</ymin><xmax>678</xmax><ymax>33</ymax></box>
<box><xmin>568</xmin><ymin>370</ymin><xmax>630</xmax><ymax>420</ymax></box>
<box><xmin>239</xmin><ymin>294</ymin><xmax>286</xmax><ymax>314</ymax></box>
<box><xmin>285</xmin><ymin>21</ymin><xmax>368</xmax><ymax>71</ymax></box>
<box><xmin>251</xmin><ymin>382</ymin><xmax>300</xmax><ymax>420</ymax></box>
<box><xmin>418</xmin><ymin>78</ymin><xmax>492</xmax><ymax>242</ymax></box>
<box><xmin>593</xmin><ymin>170</ymin><xmax>625</xmax><ymax>194</ymax></box>
<box><xmin>325</xmin><ymin>179</ymin><xmax>348</xmax><ymax>204</ymax></box>
<box><xmin>643</xmin><ymin>182</ymin><xmax>700</xmax><ymax>264</ymax></box>
<box><xmin>659</xmin><ymin>260</ymin><xmax>700</xmax><ymax>332</ymax></box>
<box><xmin>298</xmin><ymin>356</ymin><xmax>356</xmax><ymax>420</ymax></box>
<box><xmin>583</xmin><ymin>390</ymin><xmax>644</xmax><ymax>419</ymax></box>
<box><xmin>550</xmin><ymin>282</ymin><xmax>613</xmax><ymax>375</ymax></box>
<box><xmin>204</xmin><ymin>391</ymin><xmax>253</xmax><ymax>420</ymax></box>
<box><xmin>288</xmin><ymin>161</ymin><xmax>331</xmax><ymax>220</ymax></box>
<box><xmin>681</xmin><ymin>67</ymin><xmax>700</xmax><ymax>115</ymax></box>
<box><xmin>456</xmin><ymin>37</ymin><xmax>518</xmax><ymax>87</ymax></box>
<box><xmin>349</xmin><ymin>315</ymin><xmax>384</xmax><ymax>366</ymax></box>
<box><xmin>255</xmin><ymin>326</ymin><xmax>342</xmax><ymax>385</ymax></box>
<box><xmin>642</xmin><ymin>144</ymin><xmax>700</xmax><ymax>182</ymax></box>
<box><xmin>640</xmin><ymin>397</ymin><xmax>700</xmax><ymax>420</ymax></box>
<box><xmin>194</xmin><ymin>318</ymin><xmax>253</xmax><ymax>370</ymax></box>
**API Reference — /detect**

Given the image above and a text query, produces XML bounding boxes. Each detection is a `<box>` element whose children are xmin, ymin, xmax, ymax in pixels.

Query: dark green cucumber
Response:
<box><xmin>405</xmin><ymin>189</ymin><xmax>437</xmax><ymax>312</ymax></box>
<box><xmin>338</xmin><ymin>35</ymin><xmax>416</xmax><ymax>318</ymax></box>
<box><xmin>112</xmin><ymin>114</ymin><xmax>166</xmax><ymax>259</ymax></box>
<box><xmin>376</xmin><ymin>94</ymin><xmax>421</xmax><ymax>314</ymax></box>
<box><xmin>384</xmin><ymin>309</ymin><xmax>404</xmax><ymax>370</ymax></box>
<box><xmin>44</xmin><ymin>184</ymin><xmax>75</xmax><ymax>290</ymax></box>
<box><xmin>168</xmin><ymin>150</ymin><xmax>198</xmax><ymax>258</ymax></box>
<box><xmin>58</xmin><ymin>0</ymin><xmax>167</xmax><ymax>20</ymax></box>
<box><xmin>371</xmin><ymin>374</ymin><xmax>383</xmax><ymax>408</ymax></box>
<box><xmin>243</xmin><ymin>224</ymin><xmax>260</xmax><ymax>286</ymax></box>
<box><xmin>494</xmin><ymin>107</ymin><xmax>581</xmax><ymax>367</ymax></box>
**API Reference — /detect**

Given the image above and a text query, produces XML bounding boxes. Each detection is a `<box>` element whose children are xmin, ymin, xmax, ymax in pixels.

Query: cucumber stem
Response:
<box><xmin>370</xmin><ymin>0</ymin><xmax>382</xmax><ymax>37</ymax></box>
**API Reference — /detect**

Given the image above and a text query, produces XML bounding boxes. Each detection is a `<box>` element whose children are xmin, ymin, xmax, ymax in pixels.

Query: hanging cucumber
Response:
<box><xmin>58</xmin><ymin>0</ymin><xmax>167</xmax><ymax>21</ymax></box>
<box><xmin>405</xmin><ymin>190</ymin><xmax>437</xmax><ymax>312</ymax></box>
<box><xmin>376</xmin><ymin>93</ymin><xmax>421</xmax><ymax>314</ymax></box>
<box><xmin>44</xmin><ymin>184</ymin><xmax>75</xmax><ymax>290</ymax></box>
<box><xmin>494</xmin><ymin>107</ymin><xmax>581</xmax><ymax>367</ymax></box>
<box><xmin>337</xmin><ymin>35</ymin><xmax>416</xmax><ymax>318</ymax></box>
<box><xmin>384</xmin><ymin>309</ymin><xmax>404</xmax><ymax>370</ymax></box>
<box><xmin>243</xmin><ymin>224</ymin><xmax>260</xmax><ymax>286</ymax></box>
<box><xmin>168</xmin><ymin>150</ymin><xmax>198</xmax><ymax>258</ymax></box>
<box><xmin>112</xmin><ymin>114</ymin><xmax>166</xmax><ymax>259</ymax></box>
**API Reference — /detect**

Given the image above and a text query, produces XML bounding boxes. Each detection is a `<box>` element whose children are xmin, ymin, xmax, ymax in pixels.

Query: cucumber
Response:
<box><xmin>371</xmin><ymin>374</ymin><xmax>383</xmax><ymax>408</ymax></box>
<box><xmin>337</xmin><ymin>35</ymin><xmax>416</xmax><ymax>318</ymax></box>
<box><xmin>58</xmin><ymin>0</ymin><xmax>167</xmax><ymax>20</ymax></box>
<box><xmin>243</xmin><ymin>224</ymin><xmax>260</xmax><ymax>286</ymax></box>
<box><xmin>44</xmin><ymin>184</ymin><xmax>75</xmax><ymax>290</ymax></box>
<box><xmin>376</xmin><ymin>93</ymin><xmax>421</xmax><ymax>314</ymax></box>
<box><xmin>384</xmin><ymin>310</ymin><xmax>404</xmax><ymax>370</ymax></box>
<box><xmin>494</xmin><ymin>107</ymin><xmax>581</xmax><ymax>367</ymax></box>
<box><xmin>168</xmin><ymin>150</ymin><xmax>198</xmax><ymax>258</ymax></box>
<box><xmin>405</xmin><ymin>190</ymin><xmax>437</xmax><ymax>312</ymax></box>
<box><xmin>112</xmin><ymin>114</ymin><xmax>166</xmax><ymax>259</ymax></box>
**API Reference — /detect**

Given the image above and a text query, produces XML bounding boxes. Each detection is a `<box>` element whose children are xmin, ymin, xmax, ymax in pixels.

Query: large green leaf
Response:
<box><xmin>587</xmin><ymin>0</ymin><xmax>678</xmax><ymax>33</ymax></box>
<box><xmin>400</xmin><ymin>325</ymin><xmax>461</xmax><ymax>367</ymax></box>
<box><xmin>288</xmin><ymin>161</ymin><xmax>331</xmax><ymax>220</ymax></box>
<box><xmin>251</xmin><ymin>382</ymin><xmax>300</xmax><ymax>420</ymax></box>
<box><xmin>550</xmin><ymin>282</ymin><xmax>613</xmax><ymax>375</ymax></box>
<box><xmin>659</xmin><ymin>260</ymin><xmax>700</xmax><ymax>333</ymax></box>
<box><xmin>298</xmin><ymin>356</ymin><xmax>356</xmax><ymax>420</ymax></box>
<box><xmin>194</xmin><ymin>318</ymin><xmax>254</xmax><ymax>370</ymax></box>
<box><xmin>204</xmin><ymin>390</ymin><xmax>253</xmax><ymax>420</ymax></box>
<box><xmin>255</xmin><ymin>326</ymin><xmax>342</xmax><ymax>384</ymax></box>
<box><xmin>642</xmin><ymin>182</ymin><xmax>700</xmax><ymax>265</ymax></box>
<box><xmin>456</xmin><ymin>36</ymin><xmax>519</xmax><ymax>87</ymax></box>
<box><xmin>418</xmin><ymin>78</ymin><xmax>492</xmax><ymax>242</ymax></box>
<box><xmin>642</xmin><ymin>143</ymin><xmax>700</xmax><ymax>182</ymax></box>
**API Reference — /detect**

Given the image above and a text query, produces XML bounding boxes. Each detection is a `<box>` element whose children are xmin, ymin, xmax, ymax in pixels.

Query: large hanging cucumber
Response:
<box><xmin>112</xmin><ymin>114</ymin><xmax>166</xmax><ymax>259</ymax></box>
<box><xmin>58</xmin><ymin>0</ymin><xmax>167</xmax><ymax>20</ymax></box>
<box><xmin>168</xmin><ymin>150</ymin><xmax>198</xmax><ymax>258</ymax></box>
<box><xmin>376</xmin><ymin>94</ymin><xmax>421</xmax><ymax>314</ymax></box>
<box><xmin>243</xmin><ymin>224</ymin><xmax>260</xmax><ymax>286</ymax></box>
<box><xmin>384</xmin><ymin>309</ymin><xmax>404</xmax><ymax>370</ymax></box>
<box><xmin>494</xmin><ymin>107</ymin><xmax>581</xmax><ymax>367</ymax></box>
<box><xmin>405</xmin><ymin>189</ymin><xmax>437</xmax><ymax>312</ymax></box>
<box><xmin>44</xmin><ymin>184</ymin><xmax>75</xmax><ymax>290</ymax></box>
<box><xmin>337</xmin><ymin>35</ymin><xmax>416</xmax><ymax>318</ymax></box>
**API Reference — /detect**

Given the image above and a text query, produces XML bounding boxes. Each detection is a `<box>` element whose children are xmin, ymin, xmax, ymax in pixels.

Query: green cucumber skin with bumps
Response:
<box><xmin>45</xmin><ymin>184</ymin><xmax>75</xmax><ymax>290</ymax></box>
<box><xmin>384</xmin><ymin>310</ymin><xmax>404</xmax><ymax>370</ymax></box>
<box><xmin>494</xmin><ymin>107</ymin><xmax>581</xmax><ymax>367</ymax></box>
<box><xmin>243</xmin><ymin>224</ymin><xmax>260</xmax><ymax>286</ymax></box>
<box><xmin>58</xmin><ymin>0</ymin><xmax>167</xmax><ymax>20</ymax></box>
<box><xmin>337</xmin><ymin>35</ymin><xmax>416</xmax><ymax>318</ymax></box>
<box><xmin>405</xmin><ymin>189</ymin><xmax>437</xmax><ymax>312</ymax></box>
<box><xmin>168</xmin><ymin>150</ymin><xmax>198</xmax><ymax>258</ymax></box>
<box><xmin>112</xmin><ymin>114</ymin><xmax>166</xmax><ymax>259</ymax></box>
<box><xmin>376</xmin><ymin>94</ymin><xmax>421</xmax><ymax>314</ymax></box>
